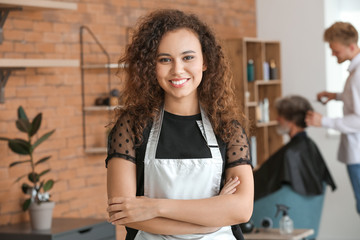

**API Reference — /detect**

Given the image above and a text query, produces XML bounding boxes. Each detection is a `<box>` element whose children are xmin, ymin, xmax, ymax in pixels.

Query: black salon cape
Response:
<box><xmin>254</xmin><ymin>132</ymin><xmax>336</xmax><ymax>201</ymax></box>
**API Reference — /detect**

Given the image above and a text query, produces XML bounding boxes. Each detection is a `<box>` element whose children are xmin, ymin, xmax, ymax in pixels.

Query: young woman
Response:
<box><xmin>106</xmin><ymin>9</ymin><xmax>254</xmax><ymax>240</ymax></box>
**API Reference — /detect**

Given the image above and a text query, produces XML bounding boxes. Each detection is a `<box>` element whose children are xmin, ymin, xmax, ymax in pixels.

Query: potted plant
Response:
<box><xmin>0</xmin><ymin>106</ymin><xmax>56</xmax><ymax>230</ymax></box>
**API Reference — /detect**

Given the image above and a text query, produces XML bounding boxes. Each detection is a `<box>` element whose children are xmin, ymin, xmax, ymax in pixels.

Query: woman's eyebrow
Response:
<box><xmin>157</xmin><ymin>53</ymin><xmax>171</xmax><ymax>57</ymax></box>
<box><xmin>157</xmin><ymin>50</ymin><xmax>196</xmax><ymax>57</ymax></box>
<box><xmin>182</xmin><ymin>50</ymin><xmax>196</xmax><ymax>54</ymax></box>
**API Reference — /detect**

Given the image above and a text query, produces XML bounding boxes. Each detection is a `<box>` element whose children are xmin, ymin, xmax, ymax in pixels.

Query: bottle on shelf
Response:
<box><xmin>269</xmin><ymin>59</ymin><xmax>278</xmax><ymax>80</ymax></box>
<box><xmin>247</xmin><ymin>59</ymin><xmax>255</xmax><ymax>82</ymax></box>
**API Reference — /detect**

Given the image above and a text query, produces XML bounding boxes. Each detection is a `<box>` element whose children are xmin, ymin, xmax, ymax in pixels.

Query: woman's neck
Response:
<box><xmin>164</xmin><ymin>96</ymin><xmax>200</xmax><ymax>116</ymax></box>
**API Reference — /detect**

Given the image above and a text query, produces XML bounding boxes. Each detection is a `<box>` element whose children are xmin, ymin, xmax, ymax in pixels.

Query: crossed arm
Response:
<box><xmin>106</xmin><ymin>158</ymin><xmax>253</xmax><ymax>235</ymax></box>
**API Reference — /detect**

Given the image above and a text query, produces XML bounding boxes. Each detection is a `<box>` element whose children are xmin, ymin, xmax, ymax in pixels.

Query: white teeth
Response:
<box><xmin>171</xmin><ymin>79</ymin><xmax>187</xmax><ymax>85</ymax></box>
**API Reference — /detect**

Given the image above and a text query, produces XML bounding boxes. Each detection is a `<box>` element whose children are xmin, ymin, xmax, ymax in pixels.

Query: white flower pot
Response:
<box><xmin>29</xmin><ymin>201</ymin><xmax>55</xmax><ymax>230</ymax></box>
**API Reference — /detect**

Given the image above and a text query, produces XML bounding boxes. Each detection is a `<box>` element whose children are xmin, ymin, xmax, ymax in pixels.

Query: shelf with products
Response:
<box><xmin>224</xmin><ymin>37</ymin><xmax>283</xmax><ymax>167</ymax></box>
<box><xmin>80</xmin><ymin>25</ymin><xmax>126</xmax><ymax>154</ymax></box>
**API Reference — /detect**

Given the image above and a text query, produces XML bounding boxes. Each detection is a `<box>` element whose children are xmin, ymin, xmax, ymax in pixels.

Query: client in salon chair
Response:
<box><xmin>254</xmin><ymin>95</ymin><xmax>336</xmax><ymax>200</ymax></box>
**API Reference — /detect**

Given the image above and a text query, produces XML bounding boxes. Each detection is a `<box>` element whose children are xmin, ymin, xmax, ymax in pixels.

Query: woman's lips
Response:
<box><xmin>169</xmin><ymin>78</ymin><xmax>189</xmax><ymax>87</ymax></box>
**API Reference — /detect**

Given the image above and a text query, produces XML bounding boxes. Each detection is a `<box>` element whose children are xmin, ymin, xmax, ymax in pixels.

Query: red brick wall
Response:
<box><xmin>0</xmin><ymin>0</ymin><xmax>255</xmax><ymax>238</ymax></box>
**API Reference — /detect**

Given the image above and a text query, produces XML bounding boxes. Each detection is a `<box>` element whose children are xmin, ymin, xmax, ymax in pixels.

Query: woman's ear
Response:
<box><xmin>203</xmin><ymin>63</ymin><xmax>207</xmax><ymax>71</ymax></box>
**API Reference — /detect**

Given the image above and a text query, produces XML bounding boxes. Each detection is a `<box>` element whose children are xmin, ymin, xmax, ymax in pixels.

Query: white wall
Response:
<box><xmin>256</xmin><ymin>0</ymin><xmax>360</xmax><ymax>239</ymax></box>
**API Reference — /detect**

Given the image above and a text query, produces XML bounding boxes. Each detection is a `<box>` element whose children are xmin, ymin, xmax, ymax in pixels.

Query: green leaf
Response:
<box><xmin>16</xmin><ymin>119</ymin><xmax>31</xmax><ymax>134</ymax></box>
<box><xmin>39</xmin><ymin>169</ymin><xmax>51</xmax><ymax>177</ymax></box>
<box><xmin>18</xmin><ymin>106</ymin><xmax>28</xmax><ymax>121</ymax></box>
<box><xmin>35</xmin><ymin>156</ymin><xmax>51</xmax><ymax>166</ymax></box>
<box><xmin>8</xmin><ymin>139</ymin><xmax>31</xmax><ymax>155</ymax></box>
<box><xmin>28</xmin><ymin>172</ymin><xmax>39</xmax><ymax>183</ymax></box>
<box><xmin>21</xmin><ymin>183</ymin><xmax>32</xmax><ymax>194</ymax></box>
<box><xmin>14</xmin><ymin>174</ymin><xmax>27</xmax><ymax>183</ymax></box>
<box><xmin>31</xmin><ymin>130</ymin><xmax>55</xmax><ymax>151</ymax></box>
<box><xmin>9</xmin><ymin>160</ymin><xmax>31</xmax><ymax>167</ymax></box>
<box><xmin>22</xmin><ymin>198</ymin><xmax>31</xmax><ymax>211</ymax></box>
<box><xmin>43</xmin><ymin>179</ymin><xmax>54</xmax><ymax>192</ymax></box>
<box><xmin>30</xmin><ymin>113</ymin><xmax>42</xmax><ymax>137</ymax></box>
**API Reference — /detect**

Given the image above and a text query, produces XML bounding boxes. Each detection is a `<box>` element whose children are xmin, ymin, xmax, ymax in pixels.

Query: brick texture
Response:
<box><xmin>0</xmin><ymin>0</ymin><xmax>255</xmax><ymax>239</ymax></box>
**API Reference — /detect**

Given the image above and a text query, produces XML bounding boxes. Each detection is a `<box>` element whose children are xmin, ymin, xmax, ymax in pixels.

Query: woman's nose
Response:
<box><xmin>172</xmin><ymin>60</ymin><xmax>185</xmax><ymax>74</ymax></box>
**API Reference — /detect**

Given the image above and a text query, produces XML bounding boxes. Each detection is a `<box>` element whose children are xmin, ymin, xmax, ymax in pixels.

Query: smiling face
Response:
<box><xmin>329</xmin><ymin>41</ymin><xmax>352</xmax><ymax>63</ymax></box>
<box><xmin>156</xmin><ymin>28</ymin><xmax>206</xmax><ymax>107</ymax></box>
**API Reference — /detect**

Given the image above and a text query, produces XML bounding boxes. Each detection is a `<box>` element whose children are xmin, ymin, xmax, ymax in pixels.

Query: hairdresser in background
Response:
<box><xmin>306</xmin><ymin>21</ymin><xmax>360</xmax><ymax>214</ymax></box>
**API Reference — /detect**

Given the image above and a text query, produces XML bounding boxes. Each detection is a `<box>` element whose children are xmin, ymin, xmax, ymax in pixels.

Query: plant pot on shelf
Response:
<box><xmin>29</xmin><ymin>201</ymin><xmax>55</xmax><ymax>230</ymax></box>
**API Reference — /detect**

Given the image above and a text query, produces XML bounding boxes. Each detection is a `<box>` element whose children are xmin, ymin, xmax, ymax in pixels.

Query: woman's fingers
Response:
<box><xmin>220</xmin><ymin>177</ymin><xmax>240</xmax><ymax>195</ymax></box>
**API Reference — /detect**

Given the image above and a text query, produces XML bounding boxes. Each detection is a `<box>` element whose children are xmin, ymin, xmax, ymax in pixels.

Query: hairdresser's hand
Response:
<box><xmin>317</xmin><ymin>91</ymin><xmax>336</xmax><ymax>104</ymax></box>
<box><xmin>219</xmin><ymin>177</ymin><xmax>240</xmax><ymax>195</ymax></box>
<box><xmin>305</xmin><ymin>111</ymin><xmax>323</xmax><ymax>127</ymax></box>
<box><xmin>107</xmin><ymin>196</ymin><xmax>158</xmax><ymax>225</ymax></box>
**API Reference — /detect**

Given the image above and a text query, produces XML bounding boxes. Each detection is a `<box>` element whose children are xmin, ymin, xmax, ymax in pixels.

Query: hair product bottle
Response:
<box><xmin>275</xmin><ymin>204</ymin><xmax>294</xmax><ymax>235</ymax></box>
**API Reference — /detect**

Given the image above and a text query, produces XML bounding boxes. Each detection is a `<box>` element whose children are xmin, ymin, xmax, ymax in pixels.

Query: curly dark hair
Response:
<box><xmin>275</xmin><ymin>95</ymin><xmax>313</xmax><ymax>128</ymax></box>
<box><xmin>116</xmin><ymin>9</ymin><xmax>245</xmax><ymax>143</ymax></box>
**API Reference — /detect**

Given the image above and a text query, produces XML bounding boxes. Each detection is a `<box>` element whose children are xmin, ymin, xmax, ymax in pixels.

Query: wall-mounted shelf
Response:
<box><xmin>0</xmin><ymin>59</ymin><xmax>79</xmax><ymax>103</ymax></box>
<box><xmin>0</xmin><ymin>0</ymin><xmax>77</xmax><ymax>10</ymax></box>
<box><xmin>83</xmin><ymin>106</ymin><xmax>117</xmax><ymax>112</ymax></box>
<box><xmin>81</xmin><ymin>63</ymin><xmax>126</xmax><ymax>70</ymax></box>
<box><xmin>0</xmin><ymin>0</ymin><xmax>77</xmax><ymax>44</ymax></box>
<box><xmin>85</xmin><ymin>147</ymin><xmax>107</xmax><ymax>154</ymax></box>
<box><xmin>0</xmin><ymin>58</ymin><xmax>79</xmax><ymax>68</ymax></box>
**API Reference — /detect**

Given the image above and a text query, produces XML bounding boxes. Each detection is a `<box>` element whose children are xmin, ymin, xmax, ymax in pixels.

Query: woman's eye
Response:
<box><xmin>159</xmin><ymin>58</ymin><xmax>171</xmax><ymax>63</ymax></box>
<box><xmin>184</xmin><ymin>56</ymin><xmax>194</xmax><ymax>61</ymax></box>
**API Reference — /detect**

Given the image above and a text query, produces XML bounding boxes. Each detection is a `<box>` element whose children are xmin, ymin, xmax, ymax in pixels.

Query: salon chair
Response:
<box><xmin>251</xmin><ymin>183</ymin><xmax>326</xmax><ymax>240</ymax></box>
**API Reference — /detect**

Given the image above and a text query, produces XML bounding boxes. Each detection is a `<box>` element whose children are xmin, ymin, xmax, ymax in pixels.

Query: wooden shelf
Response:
<box><xmin>246</xmin><ymin>101</ymin><xmax>257</xmax><ymax>107</ymax></box>
<box><xmin>255</xmin><ymin>79</ymin><xmax>281</xmax><ymax>85</ymax></box>
<box><xmin>0</xmin><ymin>58</ymin><xmax>79</xmax><ymax>68</ymax></box>
<box><xmin>85</xmin><ymin>147</ymin><xmax>107</xmax><ymax>154</ymax></box>
<box><xmin>82</xmin><ymin>63</ymin><xmax>126</xmax><ymax>70</ymax></box>
<box><xmin>256</xmin><ymin>120</ymin><xmax>278</xmax><ymax>127</ymax></box>
<box><xmin>83</xmin><ymin>106</ymin><xmax>117</xmax><ymax>112</ymax></box>
<box><xmin>224</xmin><ymin>38</ymin><xmax>283</xmax><ymax>167</ymax></box>
<box><xmin>0</xmin><ymin>0</ymin><xmax>77</xmax><ymax>10</ymax></box>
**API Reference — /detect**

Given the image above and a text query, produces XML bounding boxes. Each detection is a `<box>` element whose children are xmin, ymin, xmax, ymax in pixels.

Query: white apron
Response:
<box><xmin>134</xmin><ymin>107</ymin><xmax>235</xmax><ymax>240</ymax></box>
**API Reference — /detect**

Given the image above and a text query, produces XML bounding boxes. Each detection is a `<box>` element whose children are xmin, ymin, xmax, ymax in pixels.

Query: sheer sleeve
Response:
<box><xmin>105</xmin><ymin>114</ymin><xmax>136</xmax><ymax>167</ymax></box>
<box><xmin>225</xmin><ymin>125</ymin><xmax>252</xmax><ymax>169</ymax></box>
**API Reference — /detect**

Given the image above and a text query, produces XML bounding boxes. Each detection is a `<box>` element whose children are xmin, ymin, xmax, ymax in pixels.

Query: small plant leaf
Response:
<box><xmin>9</xmin><ymin>160</ymin><xmax>31</xmax><ymax>167</ymax></box>
<box><xmin>16</xmin><ymin>119</ymin><xmax>31</xmax><ymax>134</ymax></box>
<box><xmin>14</xmin><ymin>174</ymin><xmax>27</xmax><ymax>183</ymax></box>
<box><xmin>22</xmin><ymin>198</ymin><xmax>31</xmax><ymax>211</ymax></box>
<box><xmin>30</xmin><ymin>113</ymin><xmax>42</xmax><ymax>137</ymax></box>
<box><xmin>8</xmin><ymin>139</ymin><xmax>31</xmax><ymax>155</ymax></box>
<box><xmin>18</xmin><ymin>106</ymin><xmax>28</xmax><ymax>121</ymax></box>
<box><xmin>43</xmin><ymin>179</ymin><xmax>54</xmax><ymax>192</ymax></box>
<box><xmin>39</xmin><ymin>169</ymin><xmax>51</xmax><ymax>177</ymax></box>
<box><xmin>28</xmin><ymin>172</ymin><xmax>39</xmax><ymax>183</ymax></box>
<box><xmin>21</xmin><ymin>183</ymin><xmax>32</xmax><ymax>194</ymax></box>
<box><xmin>31</xmin><ymin>130</ymin><xmax>55</xmax><ymax>151</ymax></box>
<box><xmin>35</xmin><ymin>156</ymin><xmax>51</xmax><ymax>166</ymax></box>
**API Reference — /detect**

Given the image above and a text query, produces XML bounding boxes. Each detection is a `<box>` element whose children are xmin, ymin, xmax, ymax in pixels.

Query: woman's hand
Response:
<box><xmin>107</xmin><ymin>196</ymin><xmax>159</xmax><ymax>225</ymax></box>
<box><xmin>219</xmin><ymin>177</ymin><xmax>240</xmax><ymax>195</ymax></box>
